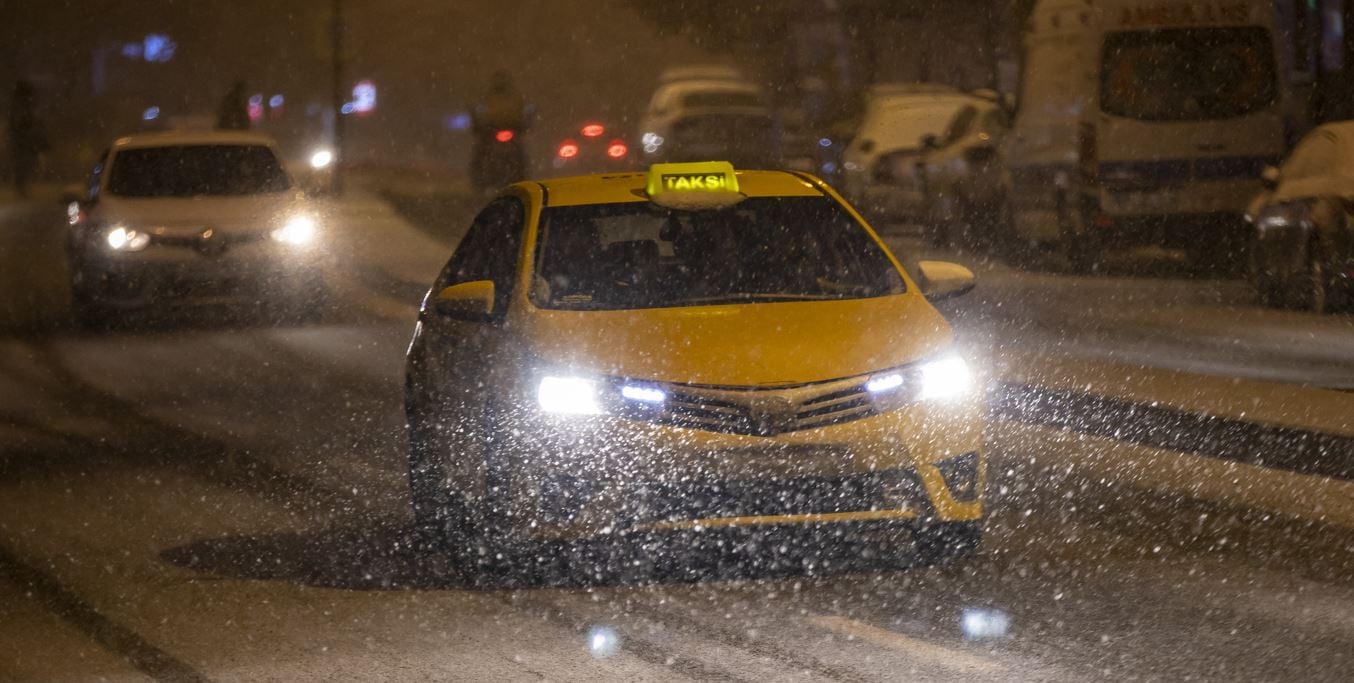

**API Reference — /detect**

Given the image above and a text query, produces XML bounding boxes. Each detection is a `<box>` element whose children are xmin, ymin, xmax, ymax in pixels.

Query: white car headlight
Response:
<box><xmin>272</xmin><ymin>215</ymin><xmax>316</xmax><ymax>245</ymax></box>
<box><xmin>917</xmin><ymin>355</ymin><xmax>973</xmax><ymax>402</ymax></box>
<box><xmin>309</xmin><ymin>149</ymin><xmax>334</xmax><ymax>170</ymax></box>
<box><xmin>105</xmin><ymin>225</ymin><xmax>150</xmax><ymax>251</ymax></box>
<box><xmin>537</xmin><ymin>376</ymin><xmax>603</xmax><ymax>415</ymax></box>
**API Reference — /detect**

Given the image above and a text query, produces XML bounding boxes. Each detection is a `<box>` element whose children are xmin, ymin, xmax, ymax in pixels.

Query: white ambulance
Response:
<box><xmin>1003</xmin><ymin>0</ymin><xmax>1288</xmax><ymax>270</ymax></box>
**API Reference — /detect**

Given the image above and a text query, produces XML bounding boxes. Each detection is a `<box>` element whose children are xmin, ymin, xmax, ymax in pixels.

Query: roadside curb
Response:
<box><xmin>994</xmin><ymin>354</ymin><xmax>1354</xmax><ymax>531</ymax></box>
<box><xmin>993</xmin><ymin>419</ymin><xmax>1354</xmax><ymax>531</ymax></box>
<box><xmin>996</xmin><ymin>381</ymin><xmax>1354</xmax><ymax>481</ymax></box>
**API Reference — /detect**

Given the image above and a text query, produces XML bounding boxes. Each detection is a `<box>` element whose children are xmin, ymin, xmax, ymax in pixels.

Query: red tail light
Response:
<box><xmin>494</xmin><ymin>129</ymin><xmax>515</xmax><ymax>143</ymax></box>
<box><xmin>581</xmin><ymin>123</ymin><xmax>604</xmax><ymax>138</ymax></box>
<box><xmin>1078</xmin><ymin>122</ymin><xmax>1097</xmax><ymax>183</ymax></box>
<box><xmin>558</xmin><ymin>141</ymin><xmax>579</xmax><ymax>159</ymax></box>
<box><xmin>606</xmin><ymin>140</ymin><xmax>628</xmax><ymax>158</ymax></box>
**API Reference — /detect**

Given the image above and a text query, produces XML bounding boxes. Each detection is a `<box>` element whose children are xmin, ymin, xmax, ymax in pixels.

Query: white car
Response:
<box><xmin>841</xmin><ymin>87</ymin><xmax>980</xmax><ymax>222</ymax></box>
<box><xmin>638</xmin><ymin>77</ymin><xmax>775</xmax><ymax>168</ymax></box>
<box><xmin>1004</xmin><ymin>0</ymin><xmax>1285</xmax><ymax>271</ymax></box>
<box><xmin>67</xmin><ymin>130</ymin><xmax>328</xmax><ymax>324</ymax></box>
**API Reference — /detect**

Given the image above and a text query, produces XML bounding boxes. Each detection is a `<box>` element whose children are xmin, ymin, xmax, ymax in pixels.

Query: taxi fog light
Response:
<box><xmin>538</xmin><ymin>376</ymin><xmax>603</xmax><ymax>415</ymax></box>
<box><xmin>936</xmin><ymin>451</ymin><xmax>980</xmax><ymax>502</ymax></box>
<box><xmin>106</xmin><ymin>225</ymin><xmax>150</xmax><ymax>251</ymax></box>
<box><xmin>960</xmin><ymin>608</ymin><xmax>1010</xmax><ymax>641</ymax></box>
<box><xmin>917</xmin><ymin>356</ymin><xmax>972</xmax><ymax>402</ymax></box>
<box><xmin>865</xmin><ymin>372</ymin><xmax>904</xmax><ymax>394</ymax></box>
<box><xmin>272</xmin><ymin>215</ymin><xmax>316</xmax><ymax>245</ymax></box>
<box><xmin>620</xmin><ymin>384</ymin><xmax>666</xmax><ymax>404</ymax></box>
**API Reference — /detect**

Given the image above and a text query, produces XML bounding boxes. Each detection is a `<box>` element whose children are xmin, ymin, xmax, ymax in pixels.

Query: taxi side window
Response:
<box><xmin>436</xmin><ymin>197</ymin><xmax>525</xmax><ymax>314</ymax></box>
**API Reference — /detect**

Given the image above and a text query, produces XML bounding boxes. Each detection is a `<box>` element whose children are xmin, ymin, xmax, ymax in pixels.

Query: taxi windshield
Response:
<box><xmin>531</xmin><ymin>196</ymin><xmax>906</xmax><ymax>310</ymax></box>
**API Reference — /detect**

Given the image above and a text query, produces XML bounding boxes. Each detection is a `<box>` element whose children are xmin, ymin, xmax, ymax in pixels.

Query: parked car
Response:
<box><xmin>840</xmin><ymin>85</ymin><xmax>979</xmax><ymax>224</ymax></box>
<box><xmin>913</xmin><ymin>96</ymin><xmax>1012</xmax><ymax>249</ymax></box>
<box><xmin>1004</xmin><ymin>0</ymin><xmax>1287</xmax><ymax>272</ymax></box>
<box><xmin>638</xmin><ymin>73</ymin><xmax>777</xmax><ymax>168</ymax></box>
<box><xmin>1246</xmin><ymin>121</ymin><xmax>1354</xmax><ymax>313</ymax></box>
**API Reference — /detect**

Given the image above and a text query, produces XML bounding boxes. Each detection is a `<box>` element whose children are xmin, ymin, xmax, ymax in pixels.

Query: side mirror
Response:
<box><xmin>58</xmin><ymin>182</ymin><xmax>86</xmax><ymax>207</ymax></box>
<box><xmin>433</xmin><ymin>280</ymin><xmax>495</xmax><ymax>322</ymax></box>
<box><xmin>1261</xmin><ymin>165</ymin><xmax>1280</xmax><ymax>191</ymax></box>
<box><xmin>918</xmin><ymin>260</ymin><xmax>976</xmax><ymax>301</ymax></box>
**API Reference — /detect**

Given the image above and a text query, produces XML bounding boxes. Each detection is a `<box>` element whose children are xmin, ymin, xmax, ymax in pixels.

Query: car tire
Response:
<box><xmin>405</xmin><ymin>401</ymin><xmax>471</xmax><ymax>551</ymax></box>
<box><xmin>912</xmin><ymin>521</ymin><xmax>982</xmax><ymax>565</ymax></box>
<box><xmin>1295</xmin><ymin>238</ymin><xmax>1333</xmax><ymax>314</ymax></box>
<box><xmin>282</xmin><ymin>277</ymin><xmax>330</xmax><ymax>324</ymax></box>
<box><xmin>1060</xmin><ymin>237</ymin><xmax>1101</xmax><ymax>274</ymax></box>
<box><xmin>997</xmin><ymin>201</ymin><xmax>1038</xmax><ymax>268</ymax></box>
<box><xmin>404</xmin><ymin>348</ymin><xmax>476</xmax><ymax>547</ymax></box>
<box><xmin>953</xmin><ymin>198</ymin><xmax>997</xmax><ymax>254</ymax></box>
<box><xmin>1255</xmin><ymin>279</ymin><xmax>1286</xmax><ymax>309</ymax></box>
<box><xmin>70</xmin><ymin>267</ymin><xmax>112</xmax><ymax>330</ymax></box>
<box><xmin>922</xmin><ymin>220</ymin><xmax>950</xmax><ymax>248</ymax></box>
<box><xmin>1248</xmin><ymin>243</ymin><xmax>1289</xmax><ymax>309</ymax></box>
<box><xmin>1056</xmin><ymin>195</ymin><xmax>1101</xmax><ymax>274</ymax></box>
<box><xmin>406</xmin><ymin>385</ymin><xmax>524</xmax><ymax>581</ymax></box>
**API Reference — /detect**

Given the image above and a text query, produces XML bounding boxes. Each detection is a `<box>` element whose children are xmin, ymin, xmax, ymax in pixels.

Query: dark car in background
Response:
<box><xmin>548</xmin><ymin>121</ymin><xmax>633</xmax><ymax>175</ymax></box>
<box><xmin>913</xmin><ymin>94</ymin><xmax>1011</xmax><ymax>249</ymax></box>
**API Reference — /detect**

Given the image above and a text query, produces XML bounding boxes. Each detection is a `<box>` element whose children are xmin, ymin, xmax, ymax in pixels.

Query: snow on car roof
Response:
<box><xmin>112</xmin><ymin>130</ymin><xmax>280</xmax><ymax>150</ymax></box>
<box><xmin>658</xmin><ymin>64</ymin><xmax>747</xmax><ymax>83</ymax></box>
<box><xmin>860</xmin><ymin>100</ymin><xmax>971</xmax><ymax>152</ymax></box>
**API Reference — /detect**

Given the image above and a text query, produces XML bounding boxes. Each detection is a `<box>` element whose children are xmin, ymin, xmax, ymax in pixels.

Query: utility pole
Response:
<box><xmin>331</xmin><ymin>0</ymin><xmax>345</xmax><ymax>196</ymax></box>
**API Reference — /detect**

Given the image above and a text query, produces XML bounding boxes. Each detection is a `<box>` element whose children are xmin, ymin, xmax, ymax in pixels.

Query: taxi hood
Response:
<box><xmin>520</xmin><ymin>293</ymin><xmax>953</xmax><ymax>386</ymax></box>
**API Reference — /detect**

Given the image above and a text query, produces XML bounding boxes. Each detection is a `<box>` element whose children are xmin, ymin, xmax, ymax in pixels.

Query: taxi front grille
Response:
<box><xmin>631</xmin><ymin>468</ymin><xmax>925</xmax><ymax>524</ymax></box>
<box><xmin>651</xmin><ymin>376</ymin><xmax>880</xmax><ymax>437</ymax></box>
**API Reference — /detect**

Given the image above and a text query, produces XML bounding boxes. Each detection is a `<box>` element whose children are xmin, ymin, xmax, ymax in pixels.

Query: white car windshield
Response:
<box><xmin>107</xmin><ymin>144</ymin><xmax>292</xmax><ymax>197</ymax></box>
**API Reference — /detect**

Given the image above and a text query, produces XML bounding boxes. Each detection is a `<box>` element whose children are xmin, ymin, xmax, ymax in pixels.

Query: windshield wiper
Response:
<box><xmin>678</xmin><ymin>293</ymin><xmax>844</xmax><ymax>305</ymax></box>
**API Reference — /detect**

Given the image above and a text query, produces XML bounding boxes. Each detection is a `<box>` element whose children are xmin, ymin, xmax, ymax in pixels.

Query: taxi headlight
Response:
<box><xmin>866</xmin><ymin>354</ymin><xmax>973</xmax><ymax>405</ymax></box>
<box><xmin>106</xmin><ymin>225</ymin><xmax>150</xmax><ymax>252</ymax></box>
<box><xmin>917</xmin><ymin>355</ymin><xmax>973</xmax><ymax>402</ymax></box>
<box><xmin>272</xmin><ymin>215</ymin><xmax>316</xmax><ymax>245</ymax></box>
<box><xmin>537</xmin><ymin>376</ymin><xmax>603</xmax><ymax>415</ymax></box>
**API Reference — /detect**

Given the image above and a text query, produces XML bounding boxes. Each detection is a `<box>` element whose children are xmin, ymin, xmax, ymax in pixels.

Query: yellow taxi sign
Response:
<box><xmin>645</xmin><ymin>161</ymin><xmax>740</xmax><ymax>197</ymax></box>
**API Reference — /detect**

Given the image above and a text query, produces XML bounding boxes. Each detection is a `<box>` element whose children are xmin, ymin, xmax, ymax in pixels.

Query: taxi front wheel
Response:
<box><xmin>408</xmin><ymin>395</ymin><xmax>530</xmax><ymax>577</ymax></box>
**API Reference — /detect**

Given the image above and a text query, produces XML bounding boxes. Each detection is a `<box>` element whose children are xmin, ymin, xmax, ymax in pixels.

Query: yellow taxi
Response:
<box><xmin>404</xmin><ymin>161</ymin><xmax>984</xmax><ymax>572</ymax></box>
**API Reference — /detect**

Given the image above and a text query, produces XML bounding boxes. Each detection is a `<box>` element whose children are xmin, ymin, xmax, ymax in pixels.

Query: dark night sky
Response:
<box><xmin>1</xmin><ymin>0</ymin><xmax>712</xmax><ymax>171</ymax></box>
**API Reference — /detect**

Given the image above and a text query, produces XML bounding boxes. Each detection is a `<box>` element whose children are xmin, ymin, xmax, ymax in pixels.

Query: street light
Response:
<box><xmin>330</xmin><ymin>0</ymin><xmax>345</xmax><ymax>196</ymax></box>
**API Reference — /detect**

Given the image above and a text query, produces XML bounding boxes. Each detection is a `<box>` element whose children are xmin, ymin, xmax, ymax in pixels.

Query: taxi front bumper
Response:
<box><xmin>499</xmin><ymin>395</ymin><xmax>986</xmax><ymax>538</ymax></box>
